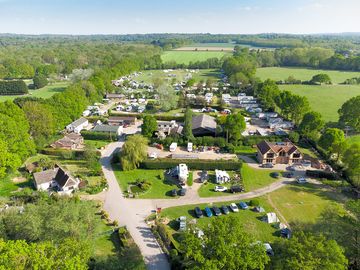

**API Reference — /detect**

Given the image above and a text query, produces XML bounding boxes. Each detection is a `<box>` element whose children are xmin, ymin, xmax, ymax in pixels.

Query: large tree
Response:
<box><xmin>318</xmin><ymin>128</ymin><xmax>347</xmax><ymax>159</ymax></box>
<box><xmin>141</xmin><ymin>115</ymin><xmax>157</xmax><ymax>138</ymax></box>
<box><xmin>271</xmin><ymin>231</ymin><xmax>347</xmax><ymax>270</ymax></box>
<box><xmin>181</xmin><ymin>217</ymin><xmax>269</xmax><ymax>270</ymax></box>
<box><xmin>298</xmin><ymin>111</ymin><xmax>324</xmax><ymax>140</ymax></box>
<box><xmin>0</xmin><ymin>139</ymin><xmax>21</xmax><ymax>178</ymax></box>
<box><xmin>343</xmin><ymin>143</ymin><xmax>360</xmax><ymax>187</ymax></box>
<box><xmin>120</xmin><ymin>135</ymin><xmax>148</xmax><ymax>171</ymax></box>
<box><xmin>224</xmin><ymin>113</ymin><xmax>246</xmax><ymax>142</ymax></box>
<box><xmin>256</xmin><ymin>79</ymin><xmax>280</xmax><ymax>111</ymax></box>
<box><xmin>310</xmin><ymin>73</ymin><xmax>332</xmax><ymax>85</ymax></box>
<box><xmin>338</xmin><ymin>95</ymin><xmax>360</xmax><ymax>132</ymax></box>
<box><xmin>157</xmin><ymin>84</ymin><xmax>178</xmax><ymax>112</ymax></box>
<box><xmin>183</xmin><ymin>108</ymin><xmax>194</xmax><ymax>141</ymax></box>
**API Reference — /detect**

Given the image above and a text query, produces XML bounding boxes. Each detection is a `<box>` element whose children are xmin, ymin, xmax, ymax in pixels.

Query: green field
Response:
<box><xmin>346</xmin><ymin>135</ymin><xmax>360</xmax><ymax>145</ymax></box>
<box><xmin>279</xmin><ymin>84</ymin><xmax>360</xmax><ymax>122</ymax></box>
<box><xmin>241</xmin><ymin>164</ymin><xmax>282</xmax><ymax>191</ymax></box>
<box><xmin>161</xmin><ymin>197</ymin><xmax>278</xmax><ymax>242</ymax></box>
<box><xmin>161</xmin><ymin>51</ymin><xmax>230</xmax><ymax>65</ymax></box>
<box><xmin>0</xmin><ymin>81</ymin><xmax>69</xmax><ymax>102</ymax></box>
<box><xmin>256</xmin><ymin>67</ymin><xmax>360</xmax><ymax>84</ymax></box>
<box><xmin>135</xmin><ymin>69</ymin><xmax>221</xmax><ymax>84</ymax></box>
<box><xmin>113</xmin><ymin>167</ymin><xmax>178</xmax><ymax>199</ymax></box>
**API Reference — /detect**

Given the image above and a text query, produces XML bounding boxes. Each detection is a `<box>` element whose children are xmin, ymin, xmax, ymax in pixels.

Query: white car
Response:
<box><xmin>214</xmin><ymin>186</ymin><xmax>228</xmax><ymax>192</ymax></box>
<box><xmin>229</xmin><ymin>203</ymin><xmax>239</xmax><ymax>212</ymax></box>
<box><xmin>297</xmin><ymin>177</ymin><xmax>307</xmax><ymax>184</ymax></box>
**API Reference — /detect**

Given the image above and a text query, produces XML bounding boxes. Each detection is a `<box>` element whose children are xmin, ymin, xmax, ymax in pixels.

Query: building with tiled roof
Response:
<box><xmin>256</xmin><ymin>140</ymin><xmax>302</xmax><ymax>165</ymax></box>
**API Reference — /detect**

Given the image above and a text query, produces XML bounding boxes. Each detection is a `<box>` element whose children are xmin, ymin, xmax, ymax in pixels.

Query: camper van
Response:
<box><xmin>187</xmin><ymin>142</ymin><xmax>193</xmax><ymax>152</ymax></box>
<box><xmin>169</xmin><ymin>142</ymin><xmax>177</xmax><ymax>152</ymax></box>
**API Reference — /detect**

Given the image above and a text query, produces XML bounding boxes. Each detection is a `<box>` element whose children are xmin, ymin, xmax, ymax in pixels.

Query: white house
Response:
<box><xmin>215</xmin><ymin>169</ymin><xmax>230</xmax><ymax>184</ymax></box>
<box><xmin>204</xmin><ymin>93</ymin><xmax>213</xmax><ymax>103</ymax></box>
<box><xmin>66</xmin><ymin>118</ymin><xmax>89</xmax><ymax>134</ymax></box>
<box><xmin>177</xmin><ymin>164</ymin><xmax>189</xmax><ymax>183</ymax></box>
<box><xmin>33</xmin><ymin>166</ymin><xmax>80</xmax><ymax>195</ymax></box>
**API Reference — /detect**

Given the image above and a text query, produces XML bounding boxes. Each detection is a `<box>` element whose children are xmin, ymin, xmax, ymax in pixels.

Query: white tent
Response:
<box><xmin>266</xmin><ymin>212</ymin><xmax>280</xmax><ymax>224</ymax></box>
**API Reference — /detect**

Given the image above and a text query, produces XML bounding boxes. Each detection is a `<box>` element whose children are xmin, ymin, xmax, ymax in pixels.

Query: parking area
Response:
<box><xmin>147</xmin><ymin>145</ymin><xmax>237</xmax><ymax>160</ymax></box>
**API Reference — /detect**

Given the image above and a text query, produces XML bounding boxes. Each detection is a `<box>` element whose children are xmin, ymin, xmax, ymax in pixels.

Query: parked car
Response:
<box><xmin>171</xmin><ymin>189</ymin><xmax>177</xmax><ymax>197</ymax></box>
<box><xmin>213</xmin><ymin>206</ymin><xmax>222</xmax><ymax>216</ymax></box>
<box><xmin>302</xmin><ymin>160</ymin><xmax>312</xmax><ymax>167</ymax></box>
<box><xmin>296</xmin><ymin>177</ymin><xmax>307</xmax><ymax>184</ymax></box>
<box><xmin>180</xmin><ymin>188</ymin><xmax>187</xmax><ymax>196</ymax></box>
<box><xmin>284</xmin><ymin>172</ymin><xmax>294</xmax><ymax>178</ymax></box>
<box><xmin>194</xmin><ymin>207</ymin><xmax>203</xmax><ymax>218</ymax></box>
<box><xmin>204</xmin><ymin>207</ymin><xmax>213</xmax><ymax>217</ymax></box>
<box><xmin>214</xmin><ymin>186</ymin><xmax>228</xmax><ymax>192</ymax></box>
<box><xmin>262</xmin><ymin>163</ymin><xmax>274</xmax><ymax>168</ymax></box>
<box><xmin>287</xmin><ymin>165</ymin><xmax>297</xmax><ymax>171</ymax></box>
<box><xmin>280</xmin><ymin>228</ymin><xmax>292</xmax><ymax>239</ymax></box>
<box><xmin>270</xmin><ymin>172</ymin><xmax>280</xmax><ymax>178</ymax></box>
<box><xmin>239</xmin><ymin>201</ymin><xmax>249</xmax><ymax>210</ymax></box>
<box><xmin>264</xmin><ymin>243</ymin><xmax>274</xmax><ymax>256</ymax></box>
<box><xmin>221</xmin><ymin>205</ymin><xmax>230</xmax><ymax>215</ymax></box>
<box><xmin>229</xmin><ymin>203</ymin><xmax>239</xmax><ymax>212</ymax></box>
<box><xmin>230</xmin><ymin>185</ymin><xmax>244</xmax><ymax>193</ymax></box>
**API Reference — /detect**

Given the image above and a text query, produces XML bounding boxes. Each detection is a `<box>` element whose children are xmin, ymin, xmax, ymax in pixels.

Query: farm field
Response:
<box><xmin>161</xmin><ymin>51</ymin><xmax>230</xmax><ymax>65</ymax></box>
<box><xmin>113</xmin><ymin>167</ymin><xmax>178</xmax><ymax>199</ymax></box>
<box><xmin>135</xmin><ymin>69</ymin><xmax>221</xmax><ymax>84</ymax></box>
<box><xmin>256</xmin><ymin>67</ymin><xmax>360</xmax><ymax>84</ymax></box>
<box><xmin>0</xmin><ymin>81</ymin><xmax>69</xmax><ymax>102</ymax></box>
<box><xmin>279</xmin><ymin>84</ymin><xmax>360</xmax><ymax>122</ymax></box>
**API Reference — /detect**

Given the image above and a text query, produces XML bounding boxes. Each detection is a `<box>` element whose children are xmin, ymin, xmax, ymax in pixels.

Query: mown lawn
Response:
<box><xmin>346</xmin><ymin>134</ymin><xmax>360</xmax><ymax>145</ymax></box>
<box><xmin>268</xmin><ymin>183</ymin><xmax>346</xmax><ymax>224</ymax></box>
<box><xmin>161</xmin><ymin>197</ymin><xmax>278</xmax><ymax>243</ymax></box>
<box><xmin>161</xmin><ymin>51</ymin><xmax>230</xmax><ymax>65</ymax></box>
<box><xmin>241</xmin><ymin>163</ymin><xmax>281</xmax><ymax>191</ymax></box>
<box><xmin>85</xmin><ymin>139</ymin><xmax>109</xmax><ymax>149</ymax></box>
<box><xmin>197</xmin><ymin>171</ymin><xmax>239</xmax><ymax>198</ymax></box>
<box><xmin>113</xmin><ymin>167</ymin><xmax>179</xmax><ymax>199</ymax></box>
<box><xmin>256</xmin><ymin>67</ymin><xmax>360</xmax><ymax>84</ymax></box>
<box><xmin>0</xmin><ymin>175</ymin><xmax>32</xmax><ymax>197</ymax></box>
<box><xmin>0</xmin><ymin>81</ymin><xmax>69</xmax><ymax>102</ymax></box>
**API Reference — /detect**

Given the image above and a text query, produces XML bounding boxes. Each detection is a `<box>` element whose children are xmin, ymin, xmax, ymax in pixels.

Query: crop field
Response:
<box><xmin>0</xmin><ymin>81</ymin><xmax>69</xmax><ymax>102</ymax></box>
<box><xmin>256</xmin><ymin>67</ymin><xmax>360</xmax><ymax>84</ymax></box>
<box><xmin>161</xmin><ymin>51</ymin><xmax>230</xmax><ymax>64</ymax></box>
<box><xmin>135</xmin><ymin>69</ymin><xmax>221</xmax><ymax>84</ymax></box>
<box><xmin>279</xmin><ymin>84</ymin><xmax>360</xmax><ymax>122</ymax></box>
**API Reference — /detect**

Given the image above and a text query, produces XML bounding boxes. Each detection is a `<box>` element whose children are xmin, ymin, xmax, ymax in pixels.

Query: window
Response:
<box><xmin>267</xmin><ymin>153</ymin><xmax>275</xmax><ymax>158</ymax></box>
<box><xmin>293</xmin><ymin>153</ymin><xmax>301</xmax><ymax>158</ymax></box>
<box><xmin>266</xmin><ymin>159</ymin><xmax>273</xmax><ymax>163</ymax></box>
<box><xmin>279</xmin><ymin>151</ymin><xmax>286</xmax><ymax>157</ymax></box>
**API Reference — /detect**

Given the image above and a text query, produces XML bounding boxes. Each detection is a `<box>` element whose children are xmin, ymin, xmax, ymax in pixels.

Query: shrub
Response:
<box><xmin>306</xmin><ymin>170</ymin><xmax>339</xmax><ymax>180</ymax></box>
<box><xmin>33</xmin><ymin>74</ymin><xmax>48</xmax><ymax>89</ymax></box>
<box><xmin>187</xmin><ymin>172</ymin><xmax>193</xmax><ymax>186</ymax></box>
<box><xmin>249</xmin><ymin>199</ymin><xmax>260</xmax><ymax>207</ymax></box>
<box><xmin>0</xmin><ymin>80</ymin><xmax>28</xmax><ymax>95</ymax></box>
<box><xmin>141</xmin><ymin>158</ymin><xmax>242</xmax><ymax>171</ymax></box>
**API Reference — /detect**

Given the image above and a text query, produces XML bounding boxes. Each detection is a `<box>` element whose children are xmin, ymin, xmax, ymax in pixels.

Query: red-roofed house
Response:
<box><xmin>256</xmin><ymin>140</ymin><xmax>302</xmax><ymax>165</ymax></box>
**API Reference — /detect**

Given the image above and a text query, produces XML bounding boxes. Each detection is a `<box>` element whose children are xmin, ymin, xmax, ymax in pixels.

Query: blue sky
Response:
<box><xmin>0</xmin><ymin>0</ymin><xmax>359</xmax><ymax>34</ymax></box>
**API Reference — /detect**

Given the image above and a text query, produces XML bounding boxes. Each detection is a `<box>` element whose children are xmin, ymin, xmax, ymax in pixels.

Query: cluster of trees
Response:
<box><xmin>32</xmin><ymin>74</ymin><xmax>48</xmax><ymax>89</ymax></box>
<box><xmin>178</xmin><ymin>217</ymin><xmax>348</xmax><ymax>270</ymax></box>
<box><xmin>120</xmin><ymin>135</ymin><xmax>148</xmax><ymax>171</ymax></box>
<box><xmin>0</xmin><ymin>80</ymin><xmax>28</xmax><ymax>95</ymax></box>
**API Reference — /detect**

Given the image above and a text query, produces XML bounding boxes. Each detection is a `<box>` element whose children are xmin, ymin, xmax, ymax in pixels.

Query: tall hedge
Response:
<box><xmin>140</xmin><ymin>158</ymin><xmax>242</xmax><ymax>171</ymax></box>
<box><xmin>33</xmin><ymin>74</ymin><xmax>48</xmax><ymax>89</ymax></box>
<box><xmin>81</xmin><ymin>131</ymin><xmax>117</xmax><ymax>141</ymax></box>
<box><xmin>0</xmin><ymin>80</ymin><xmax>28</xmax><ymax>95</ymax></box>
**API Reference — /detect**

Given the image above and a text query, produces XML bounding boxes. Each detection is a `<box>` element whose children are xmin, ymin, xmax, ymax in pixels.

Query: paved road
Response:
<box><xmin>101</xmin><ymin>142</ymin><xmax>171</xmax><ymax>270</ymax></box>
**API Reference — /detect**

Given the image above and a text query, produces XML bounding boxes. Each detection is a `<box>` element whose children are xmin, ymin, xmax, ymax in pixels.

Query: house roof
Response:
<box><xmin>257</xmin><ymin>140</ymin><xmax>300</xmax><ymax>155</ymax></box>
<box><xmin>51</xmin><ymin>133</ymin><xmax>83</xmax><ymax>148</ymax></box>
<box><xmin>192</xmin><ymin>114</ymin><xmax>217</xmax><ymax>132</ymax></box>
<box><xmin>33</xmin><ymin>166</ymin><xmax>78</xmax><ymax>188</ymax></box>
<box><xmin>108</xmin><ymin>116</ymin><xmax>136</xmax><ymax>122</ymax></box>
<box><xmin>93</xmin><ymin>125</ymin><xmax>121</xmax><ymax>133</ymax></box>
<box><xmin>69</xmin><ymin>117</ymin><xmax>88</xmax><ymax>128</ymax></box>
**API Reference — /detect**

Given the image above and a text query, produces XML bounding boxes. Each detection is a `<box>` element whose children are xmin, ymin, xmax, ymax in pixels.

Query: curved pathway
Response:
<box><xmin>99</xmin><ymin>141</ymin><xmax>297</xmax><ymax>270</ymax></box>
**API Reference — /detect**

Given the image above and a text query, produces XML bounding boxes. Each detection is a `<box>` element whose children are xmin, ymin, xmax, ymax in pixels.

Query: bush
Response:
<box><xmin>306</xmin><ymin>170</ymin><xmax>339</xmax><ymax>180</ymax></box>
<box><xmin>0</xmin><ymin>80</ymin><xmax>28</xmax><ymax>95</ymax></box>
<box><xmin>141</xmin><ymin>158</ymin><xmax>242</xmax><ymax>171</ymax></box>
<box><xmin>249</xmin><ymin>199</ymin><xmax>260</xmax><ymax>207</ymax></box>
<box><xmin>33</xmin><ymin>74</ymin><xmax>48</xmax><ymax>89</ymax></box>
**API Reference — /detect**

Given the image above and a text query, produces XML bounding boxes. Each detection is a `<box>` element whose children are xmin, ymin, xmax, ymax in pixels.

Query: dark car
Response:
<box><xmin>221</xmin><ymin>205</ymin><xmax>230</xmax><ymax>215</ymax></box>
<box><xmin>280</xmin><ymin>228</ymin><xmax>292</xmax><ymax>239</ymax></box>
<box><xmin>239</xmin><ymin>201</ymin><xmax>249</xmax><ymax>210</ymax></box>
<box><xmin>213</xmin><ymin>206</ymin><xmax>222</xmax><ymax>216</ymax></box>
<box><xmin>284</xmin><ymin>172</ymin><xmax>294</xmax><ymax>178</ymax></box>
<box><xmin>204</xmin><ymin>207</ymin><xmax>213</xmax><ymax>217</ymax></box>
<box><xmin>230</xmin><ymin>185</ymin><xmax>244</xmax><ymax>193</ymax></box>
<box><xmin>194</xmin><ymin>207</ymin><xmax>203</xmax><ymax>218</ymax></box>
<box><xmin>270</xmin><ymin>172</ymin><xmax>280</xmax><ymax>178</ymax></box>
<box><xmin>179</xmin><ymin>188</ymin><xmax>187</xmax><ymax>196</ymax></box>
<box><xmin>171</xmin><ymin>189</ymin><xmax>177</xmax><ymax>197</ymax></box>
<box><xmin>262</xmin><ymin>163</ymin><xmax>274</xmax><ymax>168</ymax></box>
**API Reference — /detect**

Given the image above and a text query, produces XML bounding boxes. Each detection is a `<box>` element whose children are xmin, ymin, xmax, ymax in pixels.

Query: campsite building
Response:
<box><xmin>66</xmin><ymin>118</ymin><xmax>88</xmax><ymax>134</ymax></box>
<box><xmin>192</xmin><ymin>114</ymin><xmax>217</xmax><ymax>137</ymax></box>
<box><xmin>108</xmin><ymin>116</ymin><xmax>137</xmax><ymax>126</ymax></box>
<box><xmin>92</xmin><ymin>125</ymin><xmax>123</xmax><ymax>137</ymax></box>
<box><xmin>256</xmin><ymin>140</ymin><xmax>302</xmax><ymax>165</ymax></box>
<box><xmin>50</xmin><ymin>133</ymin><xmax>84</xmax><ymax>150</ymax></box>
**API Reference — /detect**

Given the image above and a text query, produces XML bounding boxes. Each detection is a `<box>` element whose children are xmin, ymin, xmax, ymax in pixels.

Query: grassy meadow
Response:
<box><xmin>256</xmin><ymin>67</ymin><xmax>360</xmax><ymax>122</ymax></box>
<box><xmin>0</xmin><ymin>81</ymin><xmax>69</xmax><ymax>102</ymax></box>
<box><xmin>161</xmin><ymin>51</ymin><xmax>230</xmax><ymax>65</ymax></box>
